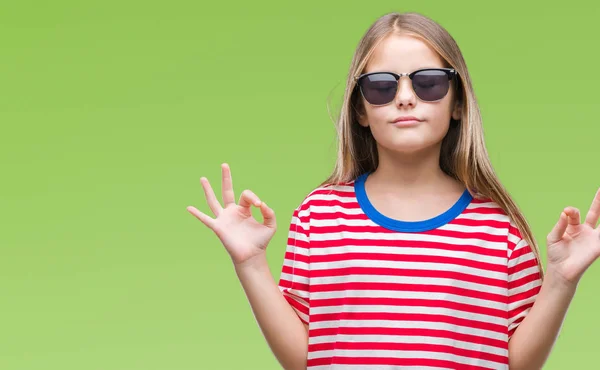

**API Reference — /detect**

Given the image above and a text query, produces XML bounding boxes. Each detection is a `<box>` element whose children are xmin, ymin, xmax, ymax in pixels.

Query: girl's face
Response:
<box><xmin>357</xmin><ymin>34</ymin><xmax>461</xmax><ymax>155</ymax></box>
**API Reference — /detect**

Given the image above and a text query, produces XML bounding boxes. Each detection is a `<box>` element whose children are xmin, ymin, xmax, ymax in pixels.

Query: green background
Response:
<box><xmin>1</xmin><ymin>1</ymin><xmax>599</xmax><ymax>369</ymax></box>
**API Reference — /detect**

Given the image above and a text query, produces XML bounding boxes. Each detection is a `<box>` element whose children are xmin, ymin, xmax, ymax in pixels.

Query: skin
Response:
<box><xmin>353</xmin><ymin>32</ymin><xmax>600</xmax><ymax>369</ymax></box>
<box><xmin>356</xmin><ymin>33</ymin><xmax>465</xmax><ymax>221</ymax></box>
<box><xmin>187</xmin><ymin>33</ymin><xmax>600</xmax><ymax>370</ymax></box>
<box><xmin>357</xmin><ymin>33</ymin><xmax>461</xmax><ymax>156</ymax></box>
<box><xmin>187</xmin><ymin>164</ymin><xmax>309</xmax><ymax>370</ymax></box>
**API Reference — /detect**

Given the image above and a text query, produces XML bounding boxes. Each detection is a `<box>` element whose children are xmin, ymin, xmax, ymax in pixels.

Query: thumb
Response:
<box><xmin>547</xmin><ymin>211</ymin><xmax>568</xmax><ymax>244</ymax></box>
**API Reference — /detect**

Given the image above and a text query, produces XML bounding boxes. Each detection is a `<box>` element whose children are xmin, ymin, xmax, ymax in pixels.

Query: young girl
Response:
<box><xmin>187</xmin><ymin>12</ymin><xmax>600</xmax><ymax>370</ymax></box>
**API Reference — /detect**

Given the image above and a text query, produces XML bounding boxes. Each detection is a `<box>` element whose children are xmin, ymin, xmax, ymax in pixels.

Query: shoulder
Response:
<box><xmin>463</xmin><ymin>194</ymin><xmax>523</xmax><ymax>239</ymax></box>
<box><xmin>470</xmin><ymin>195</ymin><xmax>531</xmax><ymax>250</ymax></box>
<box><xmin>294</xmin><ymin>180</ymin><xmax>357</xmax><ymax>213</ymax></box>
<box><xmin>464</xmin><ymin>194</ymin><xmax>511</xmax><ymax>222</ymax></box>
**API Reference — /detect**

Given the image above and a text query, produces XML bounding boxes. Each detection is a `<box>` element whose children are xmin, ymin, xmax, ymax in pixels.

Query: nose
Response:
<box><xmin>394</xmin><ymin>76</ymin><xmax>416</xmax><ymax>107</ymax></box>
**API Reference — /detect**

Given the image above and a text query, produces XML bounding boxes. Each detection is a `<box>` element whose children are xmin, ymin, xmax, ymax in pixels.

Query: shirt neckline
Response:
<box><xmin>354</xmin><ymin>171</ymin><xmax>473</xmax><ymax>232</ymax></box>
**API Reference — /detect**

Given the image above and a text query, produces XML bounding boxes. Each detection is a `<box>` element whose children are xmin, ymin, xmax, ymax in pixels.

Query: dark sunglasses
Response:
<box><xmin>354</xmin><ymin>68</ymin><xmax>458</xmax><ymax>105</ymax></box>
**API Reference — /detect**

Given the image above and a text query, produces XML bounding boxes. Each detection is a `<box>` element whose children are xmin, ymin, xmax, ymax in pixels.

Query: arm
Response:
<box><xmin>235</xmin><ymin>254</ymin><xmax>309</xmax><ymax>370</ymax></box>
<box><xmin>508</xmin><ymin>189</ymin><xmax>600</xmax><ymax>370</ymax></box>
<box><xmin>187</xmin><ymin>164</ymin><xmax>311</xmax><ymax>370</ymax></box>
<box><xmin>507</xmin><ymin>268</ymin><xmax>576</xmax><ymax>370</ymax></box>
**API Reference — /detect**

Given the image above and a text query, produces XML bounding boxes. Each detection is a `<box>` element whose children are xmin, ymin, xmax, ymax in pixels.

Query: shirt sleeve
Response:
<box><xmin>507</xmin><ymin>221</ymin><xmax>543</xmax><ymax>339</ymax></box>
<box><xmin>277</xmin><ymin>200</ymin><xmax>311</xmax><ymax>325</ymax></box>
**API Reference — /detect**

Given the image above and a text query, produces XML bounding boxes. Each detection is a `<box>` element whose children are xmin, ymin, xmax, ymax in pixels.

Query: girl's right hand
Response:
<box><xmin>186</xmin><ymin>163</ymin><xmax>277</xmax><ymax>268</ymax></box>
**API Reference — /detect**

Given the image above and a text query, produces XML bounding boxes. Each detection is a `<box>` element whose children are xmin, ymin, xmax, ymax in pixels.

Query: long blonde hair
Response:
<box><xmin>320</xmin><ymin>12</ymin><xmax>544</xmax><ymax>278</ymax></box>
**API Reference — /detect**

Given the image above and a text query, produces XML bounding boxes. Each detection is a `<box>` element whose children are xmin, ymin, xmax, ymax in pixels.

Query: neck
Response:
<box><xmin>369</xmin><ymin>143</ymin><xmax>461</xmax><ymax>196</ymax></box>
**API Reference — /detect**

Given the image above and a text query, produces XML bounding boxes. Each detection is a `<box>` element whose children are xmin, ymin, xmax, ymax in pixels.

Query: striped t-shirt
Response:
<box><xmin>277</xmin><ymin>172</ymin><xmax>543</xmax><ymax>370</ymax></box>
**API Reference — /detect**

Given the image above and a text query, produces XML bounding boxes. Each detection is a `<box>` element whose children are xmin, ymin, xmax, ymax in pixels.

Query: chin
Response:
<box><xmin>383</xmin><ymin>138</ymin><xmax>438</xmax><ymax>155</ymax></box>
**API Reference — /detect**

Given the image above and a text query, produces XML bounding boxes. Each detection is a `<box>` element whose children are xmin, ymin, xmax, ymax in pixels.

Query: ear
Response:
<box><xmin>357</xmin><ymin>111</ymin><xmax>369</xmax><ymax>128</ymax></box>
<box><xmin>451</xmin><ymin>99</ymin><xmax>462</xmax><ymax>121</ymax></box>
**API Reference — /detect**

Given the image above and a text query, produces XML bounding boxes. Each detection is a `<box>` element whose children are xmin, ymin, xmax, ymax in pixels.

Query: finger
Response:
<box><xmin>584</xmin><ymin>187</ymin><xmax>600</xmax><ymax>228</ymax></box>
<box><xmin>187</xmin><ymin>206</ymin><xmax>216</xmax><ymax>229</ymax></box>
<box><xmin>239</xmin><ymin>189</ymin><xmax>261</xmax><ymax>209</ymax></box>
<box><xmin>565</xmin><ymin>207</ymin><xmax>581</xmax><ymax>226</ymax></box>
<box><xmin>565</xmin><ymin>206</ymin><xmax>584</xmax><ymax>237</ymax></box>
<box><xmin>260</xmin><ymin>201</ymin><xmax>276</xmax><ymax>228</ymax></box>
<box><xmin>200</xmin><ymin>177</ymin><xmax>223</xmax><ymax>216</ymax></box>
<box><xmin>221</xmin><ymin>163</ymin><xmax>236</xmax><ymax>207</ymax></box>
<box><xmin>547</xmin><ymin>211</ymin><xmax>568</xmax><ymax>244</ymax></box>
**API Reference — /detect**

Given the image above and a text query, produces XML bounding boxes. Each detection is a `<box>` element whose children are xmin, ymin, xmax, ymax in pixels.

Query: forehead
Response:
<box><xmin>365</xmin><ymin>34</ymin><xmax>445</xmax><ymax>73</ymax></box>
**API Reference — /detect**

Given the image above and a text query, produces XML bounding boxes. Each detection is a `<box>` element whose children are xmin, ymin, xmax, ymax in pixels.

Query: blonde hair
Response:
<box><xmin>320</xmin><ymin>12</ymin><xmax>544</xmax><ymax>278</ymax></box>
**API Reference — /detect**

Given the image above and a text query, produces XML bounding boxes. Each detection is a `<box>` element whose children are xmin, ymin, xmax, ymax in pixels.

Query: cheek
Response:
<box><xmin>427</xmin><ymin>109</ymin><xmax>453</xmax><ymax>139</ymax></box>
<box><xmin>430</xmin><ymin>108</ymin><xmax>453</xmax><ymax>126</ymax></box>
<box><xmin>426</xmin><ymin>100</ymin><xmax>455</xmax><ymax>131</ymax></box>
<box><xmin>364</xmin><ymin>105</ymin><xmax>388</xmax><ymax>124</ymax></box>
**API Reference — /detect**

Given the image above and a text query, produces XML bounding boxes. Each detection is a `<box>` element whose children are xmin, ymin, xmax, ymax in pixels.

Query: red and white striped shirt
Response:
<box><xmin>278</xmin><ymin>172</ymin><xmax>543</xmax><ymax>370</ymax></box>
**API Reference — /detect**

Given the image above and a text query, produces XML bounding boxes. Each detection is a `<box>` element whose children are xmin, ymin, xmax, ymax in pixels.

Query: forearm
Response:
<box><xmin>508</xmin><ymin>268</ymin><xmax>577</xmax><ymax>370</ymax></box>
<box><xmin>234</xmin><ymin>253</ymin><xmax>308</xmax><ymax>370</ymax></box>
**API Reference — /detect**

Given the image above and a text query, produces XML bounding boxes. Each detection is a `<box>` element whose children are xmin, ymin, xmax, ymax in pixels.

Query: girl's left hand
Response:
<box><xmin>546</xmin><ymin>187</ymin><xmax>600</xmax><ymax>286</ymax></box>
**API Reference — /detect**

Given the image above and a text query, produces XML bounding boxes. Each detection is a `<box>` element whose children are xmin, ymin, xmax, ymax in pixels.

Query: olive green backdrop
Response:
<box><xmin>1</xmin><ymin>1</ymin><xmax>599</xmax><ymax>369</ymax></box>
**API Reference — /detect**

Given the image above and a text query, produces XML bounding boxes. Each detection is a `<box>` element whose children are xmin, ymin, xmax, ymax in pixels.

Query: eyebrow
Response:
<box><xmin>365</xmin><ymin>66</ymin><xmax>443</xmax><ymax>74</ymax></box>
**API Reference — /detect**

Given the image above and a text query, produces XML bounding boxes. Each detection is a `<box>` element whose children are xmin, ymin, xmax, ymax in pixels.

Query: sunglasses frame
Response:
<box><xmin>353</xmin><ymin>67</ymin><xmax>458</xmax><ymax>106</ymax></box>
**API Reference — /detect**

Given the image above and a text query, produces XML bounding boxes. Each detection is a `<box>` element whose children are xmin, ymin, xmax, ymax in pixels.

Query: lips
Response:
<box><xmin>392</xmin><ymin>116</ymin><xmax>422</xmax><ymax>123</ymax></box>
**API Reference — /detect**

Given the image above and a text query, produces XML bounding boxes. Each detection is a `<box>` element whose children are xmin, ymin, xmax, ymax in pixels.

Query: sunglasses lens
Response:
<box><xmin>359</xmin><ymin>73</ymin><xmax>398</xmax><ymax>105</ymax></box>
<box><xmin>412</xmin><ymin>70</ymin><xmax>450</xmax><ymax>101</ymax></box>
